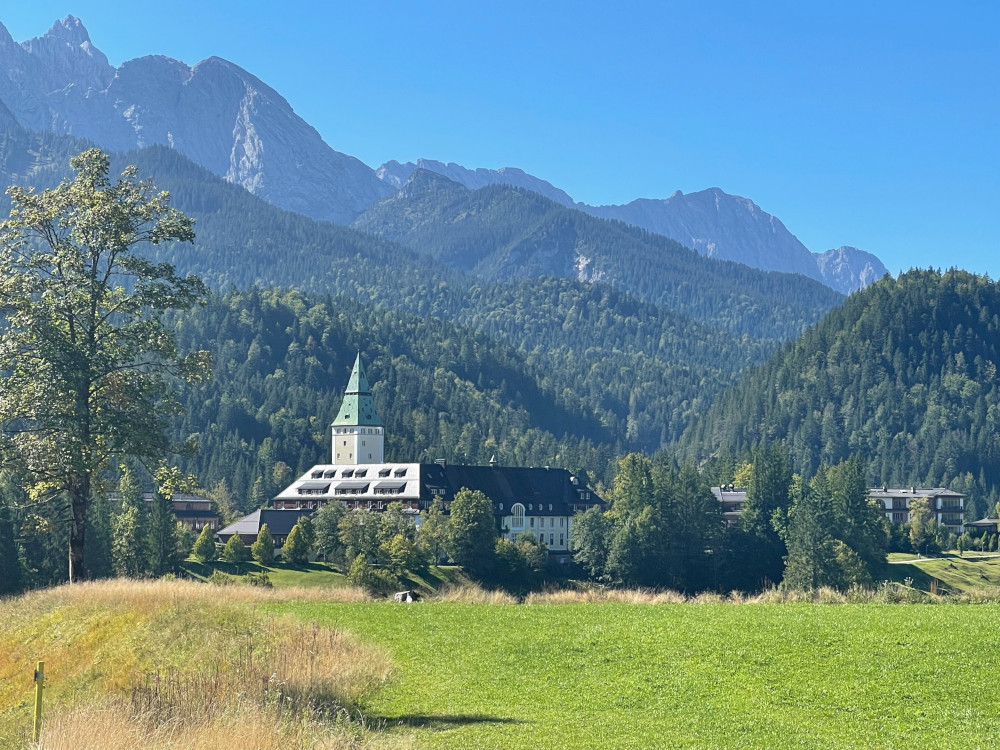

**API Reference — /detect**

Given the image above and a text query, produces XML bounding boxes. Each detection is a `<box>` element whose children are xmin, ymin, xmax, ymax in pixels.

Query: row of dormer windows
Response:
<box><xmin>312</xmin><ymin>467</ymin><xmax>407</xmax><ymax>480</ymax></box>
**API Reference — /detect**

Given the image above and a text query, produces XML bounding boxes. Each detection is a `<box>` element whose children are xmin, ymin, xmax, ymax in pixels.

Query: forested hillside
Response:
<box><xmin>0</xmin><ymin>126</ymin><xmax>845</xmax><ymax>486</ymax></box>
<box><xmin>353</xmin><ymin>169</ymin><xmax>844</xmax><ymax>340</ymax></box>
<box><xmin>167</xmin><ymin>289</ymin><xmax>619</xmax><ymax>512</ymax></box>
<box><xmin>681</xmin><ymin>269</ymin><xmax>1000</xmax><ymax>518</ymax></box>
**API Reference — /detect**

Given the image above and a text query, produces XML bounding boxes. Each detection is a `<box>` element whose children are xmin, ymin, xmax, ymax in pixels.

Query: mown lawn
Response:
<box><xmin>276</xmin><ymin>601</ymin><xmax>1000</xmax><ymax>750</ymax></box>
<box><xmin>883</xmin><ymin>554</ymin><xmax>1000</xmax><ymax>594</ymax></box>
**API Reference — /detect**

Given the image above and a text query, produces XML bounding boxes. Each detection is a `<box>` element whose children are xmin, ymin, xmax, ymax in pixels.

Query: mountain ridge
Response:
<box><xmin>0</xmin><ymin>16</ymin><xmax>393</xmax><ymax>224</ymax></box>
<box><xmin>375</xmin><ymin>160</ymin><xmax>887</xmax><ymax>294</ymax></box>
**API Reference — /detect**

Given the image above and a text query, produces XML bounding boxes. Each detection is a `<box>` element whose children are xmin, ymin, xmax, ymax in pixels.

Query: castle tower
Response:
<box><xmin>331</xmin><ymin>353</ymin><xmax>384</xmax><ymax>464</ymax></box>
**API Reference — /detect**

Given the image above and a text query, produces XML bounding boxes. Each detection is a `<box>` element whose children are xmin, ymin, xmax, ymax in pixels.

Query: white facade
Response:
<box><xmin>332</xmin><ymin>425</ymin><xmax>385</xmax><ymax>465</ymax></box>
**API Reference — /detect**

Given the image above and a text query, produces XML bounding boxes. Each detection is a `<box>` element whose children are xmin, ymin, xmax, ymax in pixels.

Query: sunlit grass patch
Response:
<box><xmin>0</xmin><ymin>579</ymin><xmax>387</xmax><ymax>749</ymax></box>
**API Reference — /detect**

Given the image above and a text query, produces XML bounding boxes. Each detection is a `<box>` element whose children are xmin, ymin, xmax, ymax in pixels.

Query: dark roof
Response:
<box><xmin>218</xmin><ymin>509</ymin><xmax>312</xmax><ymax>538</ymax></box>
<box><xmin>299</xmin><ymin>481</ymin><xmax>331</xmax><ymax>491</ymax></box>
<box><xmin>421</xmin><ymin>464</ymin><xmax>599</xmax><ymax>514</ymax></box>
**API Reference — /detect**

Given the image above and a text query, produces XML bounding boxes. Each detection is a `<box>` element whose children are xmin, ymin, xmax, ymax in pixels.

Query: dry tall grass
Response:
<box><xmin>0</xmin><ymin>579</ymin><xmax>390</xmax><ymax>750</ymax></box>
<box><xmin>428</xmin><ymin>583</ymin><xmax>517</xmax><ymax>604</ymax></box>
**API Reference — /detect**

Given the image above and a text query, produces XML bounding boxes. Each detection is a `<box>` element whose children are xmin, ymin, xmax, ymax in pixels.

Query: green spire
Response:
<box><xmin>333</xmin><ymin>353</ymin><xmax>382</xmax><ymax>427</ymax></box>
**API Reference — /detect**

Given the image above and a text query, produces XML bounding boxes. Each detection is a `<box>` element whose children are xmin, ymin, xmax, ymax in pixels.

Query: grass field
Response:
<box><xmin>182</xmin><ymin>559</ymin><xmax>466</xmax><ymax>592</ymax></box>
<box><xmin>0</xmin><ymin>580</ymin><xmax>388</xmax><ymax>750</ymax></box>
<box><xmin>883</xmin><ymin>553</ymin><xmax>1000</xmax><ymax>594</ymax></box>
<box><xmin>276</xmin><ymin>599</ymin><xmax>1000</xmax><ymax>750</ymax></box>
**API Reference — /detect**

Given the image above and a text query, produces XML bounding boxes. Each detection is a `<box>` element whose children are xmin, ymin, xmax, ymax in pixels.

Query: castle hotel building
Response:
<box><xmin>220</xmin><ymin>354</ymin><xmax>603</xmax><ymax>556</ymax></box>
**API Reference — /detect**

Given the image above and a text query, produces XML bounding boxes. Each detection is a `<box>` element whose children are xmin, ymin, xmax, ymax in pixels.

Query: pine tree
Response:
<box><xmin>221</xmin><ymin>533</ymin><xmax>251</xmax><ymax>566</ymax></box>
<box><xmin>192</xmin><ymin>523</ymin><xmax>217</xmax><ymax>563</ymax></box>
<box><xmin>146</xmin><ymin>488</ymin><xmax>178</xmax><ymax>576</ymax></box>
<box><xmin>111</xmin><ymin>504</ymin><xmax>143</xmax><ymax>577</ymax></box>
<box><xmin>0</xmin><ymin>497</ymin><xmax>24</xmax><ymax>595</ymax></box>
<box><xmin>251</xmin><ymin>524</ymin><xmax>275</xmax><ymax>565</ymax></box>
<box><xmin>282</xmin><ymin>524</ymin><xmax>309</xmax><ymax>566</ymax></box>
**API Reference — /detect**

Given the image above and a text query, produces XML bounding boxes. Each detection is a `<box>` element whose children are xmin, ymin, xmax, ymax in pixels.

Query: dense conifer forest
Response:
<box><xmin>681</xmin><ymin>269</ymin><xmax>1000</xmax><ymax>519</ymax></box>
<box><xmin>2</xmin><ymin>126</ymin><xmax>997</xmax><ymax>595</ymax></box>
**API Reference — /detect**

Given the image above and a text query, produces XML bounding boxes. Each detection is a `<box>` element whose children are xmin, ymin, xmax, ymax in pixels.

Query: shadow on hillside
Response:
<box><xmin>370</xmin><ymin>713</ymin><xmax>524</xmax><ymax>730</ymax></box>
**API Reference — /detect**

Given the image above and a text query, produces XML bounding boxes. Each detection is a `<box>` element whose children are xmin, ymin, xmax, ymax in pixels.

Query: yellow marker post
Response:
<box><xmin>32</xmin><ymin>660</ymin><xmax>44</xmax><ymax>743</ymax></box>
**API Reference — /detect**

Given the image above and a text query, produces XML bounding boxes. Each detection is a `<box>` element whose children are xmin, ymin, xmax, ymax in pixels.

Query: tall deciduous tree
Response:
<box><xmin>446</xmin><ymin>487</ymin><xmax>497</xmax><ymax>576</ymax></box>
<box><xmin>0</xmin><ymin>149</ymin><xmax>209</xmax><ymax>581</ymax></box>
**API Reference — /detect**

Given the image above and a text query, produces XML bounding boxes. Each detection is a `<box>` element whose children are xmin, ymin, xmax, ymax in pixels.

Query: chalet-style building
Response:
<box><xmin>219</xmin><ymin>353</ymin><xmax>604</xmax><ymax>557</ymax></box>
<box><xmin>711</xmin><ymin>485</ymin><xmax>966</xmax><ymax>533</ymax></box>
<box><xmin>867</xmin><ymin>487</ymin><xmax>965</xmax><ymax>531</ymax></box>
<box><xmin>216</xmin><ymin>508</ymin><xmax>312</xmax><ymax>547</ymax></box>
<box><xmin>134</xmin><ymin>492</ymin><xmax>219</xmax><ymax>531</ymax></box>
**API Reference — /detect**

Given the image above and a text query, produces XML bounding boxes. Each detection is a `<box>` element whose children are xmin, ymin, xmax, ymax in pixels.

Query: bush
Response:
<box><xmin>208</xmin><ymin>570</ymin><xmax>234</xmax><ymax>586</ymax></box>
<box><xmin>242</xmin><ymin>571</ymin><xmax>273</xmax><ymax>587</ymax></box>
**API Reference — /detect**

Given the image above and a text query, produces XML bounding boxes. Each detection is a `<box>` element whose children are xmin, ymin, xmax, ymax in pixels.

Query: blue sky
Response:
<box><xmin>3</xmin><ymin>2</ymin><xmax>998</xmax><ymax>276</ymax></box>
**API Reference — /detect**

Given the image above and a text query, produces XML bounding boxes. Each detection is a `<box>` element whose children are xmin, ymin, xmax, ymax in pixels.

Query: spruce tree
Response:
<box><xmin>251</xmin><ymin>523</ymin><xmax>275</xmax><ymax>565</ymax></box>
<box><xmin>192</xmin><ymin>523</ymin><xmax>217</xmax><ymax>563</ymax></box>
<box><xmin>282</xmin><ymin>524</ymin><xmax>308</xmax><ymax>566</ymax></box>
<box><xmin>221</xmin><ymin>533</ymin><xmax>251</xmax><ymax>566</ymax></box>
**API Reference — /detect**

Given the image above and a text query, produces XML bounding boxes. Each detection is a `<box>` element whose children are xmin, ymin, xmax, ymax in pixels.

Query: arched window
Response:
<box><xmin>511</xmin><ymin>503</ymin><xmax>525</xmax><ymax>528</ymax></box>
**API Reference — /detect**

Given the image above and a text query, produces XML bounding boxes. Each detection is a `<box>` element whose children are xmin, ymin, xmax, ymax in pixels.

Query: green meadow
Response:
<box><xmin>278</xmin><ymin>600</ymin><xmax>1000</xmax><ymax>750</ymax></box>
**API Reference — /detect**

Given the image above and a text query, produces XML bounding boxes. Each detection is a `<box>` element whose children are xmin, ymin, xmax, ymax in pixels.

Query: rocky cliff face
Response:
<box><xmin>0</xmin><ymin>17</ymin><xmax>392</xmax><ymax>224</ymax></box>
<box><xmin>377</xmin><ymin>158</ymin><xmax>576</xmax><ymax>207</ymax></box>
<box><xmin>586</xmin><ymin>188</ymin><xmax>824</xmax><ymax>280</ymax></box>
<box><xmin>377</xmin><ymin>159</ymin><xmax>887</xmax><ymax>294</ymax></box>
<box><xmin>815</xmin><ymin>246</ymin><xmax>889</xmax><ymax>294</ymax></box>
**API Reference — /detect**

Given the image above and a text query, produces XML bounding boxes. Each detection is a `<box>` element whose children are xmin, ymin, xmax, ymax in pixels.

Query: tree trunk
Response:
<box><xmin>68</xmin><ymin>479</ymin><xmax>91</xmax><ymax>582</ymax></box>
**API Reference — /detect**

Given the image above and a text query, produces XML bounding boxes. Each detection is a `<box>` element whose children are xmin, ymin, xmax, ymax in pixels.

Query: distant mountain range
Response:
<box><xmin>376</xmin><ymin>160</ymin><xmax>887</xmax><ymax>294</ymax></box>
<box><xmin>0</xmin><ymin>16</ymin><xmax>887</xmax><ymax>294</ymax></box>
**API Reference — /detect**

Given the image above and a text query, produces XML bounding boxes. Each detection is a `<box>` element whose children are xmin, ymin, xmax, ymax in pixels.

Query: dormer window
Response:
<box><xmin>311</xmin><ymin>470</ymin><xmax>323</xmax><ymax>479</ymax></box>
<box><xmin>324</xmin><ymin>470</ymin><xmax>336</xmax><ymax>478</ymax></box>
<box><xmin>355</xmin><ymin>469</ymin><xmax>367</xmax><ymax>478</ymax></box>
<box><xmin>379</xmin><ymin>469</ymin><xmax>390</xmax><ymax>477</ymax></box>
<box><xmin>394</xmin><ymin>468</ymin><xmax>406</xmax><ymax>478</ymax></box>
<box><xmin>342</xmin><ymin>469</ymin><xmax>354</xmax><ymax>478</ymax></box>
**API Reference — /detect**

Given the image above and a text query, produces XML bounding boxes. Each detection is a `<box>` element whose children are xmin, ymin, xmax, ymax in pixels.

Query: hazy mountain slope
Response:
<box><xmin>0</xmin><ymin>17</ymin><xmax>392</xmax><ymax>223</ymax></box>
<box><xmin>0</xmin><ymin>129</ymin><xmax>818</xmax><ymax>455</ymax></box>
<box><xmin>680</xmin><ymin>268</ymin><xmax>1000</xmax><ymax>513</ymax></box>
<box><xmin>375</xmin><ymin>160</ymin><xmax>887</xmax><ymax>294</ymax></box>
<box><xmin>586</xmin><ymin>188</ymin><xmax>822</xmax><ymax>279</ymax></box>
<box><xmin>377</xmin><ymin>158</ymin><xmax>576</xmax><ymax>206</ymax></box>
<box><xmin>354</xmin><ymin>169</ymin><xmax>844</xmax><ymax>340</ymax></box>
<box><xmin>815</xmin><ymin>246</ymin><xmax>890</xmax><ymax>294</ymax></box>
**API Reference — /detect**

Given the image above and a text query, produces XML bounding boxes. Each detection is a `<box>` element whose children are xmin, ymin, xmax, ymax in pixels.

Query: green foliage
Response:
<box><xmin>446</xmin><ymin>488</ymin><xmax>498</xmax><ymax>576</ymax></box>
<box><xmin>573</xmin><ymin>454</ymin><xmax>723</xmax><ymax>591</ymax></box>
<box><xmin>0</xmin><ymin>493</ymin><xmax>23</xmax><ymax>595</ymax></box>
<box><xmin>242</xmin><ymin>571</ymin><xmax>273</xmax><ymax>587</ymax></box>
<box><xmin>251</xmin><ymin>523</ymin><xmax>275</xmax><ymax>565</ymax></box>
<box><xmin>417</xmin><ymin>497</ymin><xmax>449</xmax><ymax>564</ymax></box>
<box><xmin>192</xmin><ymin>523</ymin><xmax>217</xmax><ymax>563</ymax></box>
<box><xmin>282</xmin><ymin>524</ymin><xmax>309</xmax><ymax>566</ymax></box>
<box><xmin>683</xmin><ymin>269</ymin><xmax>1000</xmax><ymax>506</ymax></box>
<box><xmin>111</xmin><ymin>503</ymin><xmax>144</xmax><ymax>577</ymax></box>
<box><xmin>346</xmin><ymin>552</ymin><xmax>397</xmax><ymax>594</ymax></box>
<box><xmin>146</xmin><ymin>488</ymin><xmax>179</xmax><ymax>576</ymax></box>
<box><xmin>312</xmin><ymin>502</ymin><xmax>346</xmax><ymax>561</ymax></box>
<box><xmin>909</xmin><ymin>497</ymin><xmax>937</xmax><ymax>556</ymax></box>
<box><xmin>0</xmin><ymin>148</ymin><xmax>208</xmax><ymax>579</ymax></box>
<box><xmin>221</xmin><ymin>533</ymin><xmax>251</xmax><ymax>565</ymax></box>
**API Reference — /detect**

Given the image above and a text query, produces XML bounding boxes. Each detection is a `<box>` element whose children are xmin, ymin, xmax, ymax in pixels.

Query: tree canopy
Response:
<box><xmin>0</xmin><ymin>148</ymin><xmax>209</xmax><ymax>579</ymax></box>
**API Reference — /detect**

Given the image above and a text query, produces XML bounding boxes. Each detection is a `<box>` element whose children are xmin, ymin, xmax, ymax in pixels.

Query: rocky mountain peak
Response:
<box><xmin>0</xmin><ymin>17</ymin><xmax>392</xmax><ymax>224</ymax></box>
<box><xmin>45</xmin><ymin>15</ymin><xmax>93</xmax><ymax>45</ymax></box>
